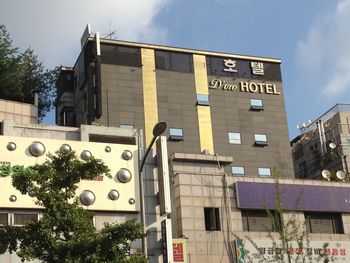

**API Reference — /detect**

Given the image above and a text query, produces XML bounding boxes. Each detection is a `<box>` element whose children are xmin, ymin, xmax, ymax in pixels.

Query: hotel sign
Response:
<box><xmin>209</xmin><ymin>79</ymin><xmax>280</xmax><ymax>95</ymax></box>
<box><xmin>223</xmin><ymin>59</ymin><xmax>265</xmax><ymax>75</ymax></box>
<box><xmin>0</xmin><ymin>164</ymin><xmax>34</xmax><ymax>177</ymax></box>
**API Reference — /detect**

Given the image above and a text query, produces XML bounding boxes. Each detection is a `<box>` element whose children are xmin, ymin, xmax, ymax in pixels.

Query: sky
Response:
<box><xmin>1</xmin><ymin>0</ymin><xmax>350</xmax><ymax>139</ymax></box>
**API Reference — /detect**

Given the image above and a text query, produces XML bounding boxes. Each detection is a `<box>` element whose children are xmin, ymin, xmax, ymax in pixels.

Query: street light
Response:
<box><xmin>139</xmin><ymin>121</ymin><xmax>167</xmax><ymax>257</ymax></box>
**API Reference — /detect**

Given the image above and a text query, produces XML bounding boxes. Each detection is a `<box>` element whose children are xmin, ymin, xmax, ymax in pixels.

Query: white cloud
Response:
<box><xmin>296</xmin><ymin>0</ymin><xmax>350</xmax><ymax>96</ymax></box>
<box><xmin>0</xmin><ymin>0</ymin><xmax>169</xmax><ymax>68</ymax></box>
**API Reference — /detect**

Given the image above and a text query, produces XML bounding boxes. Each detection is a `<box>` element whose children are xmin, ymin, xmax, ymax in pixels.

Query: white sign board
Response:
<box><xmin>235</xmin><ymin>239</ymin><xmax>350</xmax><ymax>262</ymax></box>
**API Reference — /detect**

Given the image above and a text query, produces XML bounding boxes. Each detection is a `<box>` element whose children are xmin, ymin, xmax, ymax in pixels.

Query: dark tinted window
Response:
<box><xmin>14</xmin><ymin>213</ymin><xmax>38</xmax><ymax>226</ymax></box>
<box><xmin>101</xmin><ymin>45</ymin><xmax>141</xmax><ymax>67</ymax></box>
<box><xmin>204</xmin><ymin>207</ymin><xmax>221</xmax><ymax>231</ymax></box>
<box><xmin>155</xmin><ymin>51</ymin><xmax>193</xmax><ymax>72</ymax></box>
<box><xmin>242</xmin><ymin>210</ymin><xmax>281</xmax><ymax>232</ymax></box>
<box><xmin>305</xmin><ymin>212</ymin><xmax>343</xmax><ymax>234</ymax></box>
<box><xmin>0</xmin><ymin>213</ymin><xmax>8</xmax><ymax>226</ymax></box>
<box><xmin>59</xmin><ymin>107</ymin><xmax>76</xmax><ymax>127</ymax></box>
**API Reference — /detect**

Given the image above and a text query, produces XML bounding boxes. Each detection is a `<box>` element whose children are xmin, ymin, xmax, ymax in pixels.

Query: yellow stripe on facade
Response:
<box><xmin>193</xmin><ymin>54</ymin><xmax>214</xmax><ymax>153</ymax></box>
<box><xmin>141</xmin><ymin>48</ymin><xmax>158</xmax><ymax>145</ymax></box>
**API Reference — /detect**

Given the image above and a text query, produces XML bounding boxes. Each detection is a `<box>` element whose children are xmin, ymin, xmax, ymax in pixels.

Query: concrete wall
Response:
<box><xmin>170</xmin><ymin>152</ymin><xmax>350</xmax><ymax>263</ymax></box>
<box><xmin>0</xmin><ymin>99</ymin><xmax>38</xmax><ymax>125</ymax></box>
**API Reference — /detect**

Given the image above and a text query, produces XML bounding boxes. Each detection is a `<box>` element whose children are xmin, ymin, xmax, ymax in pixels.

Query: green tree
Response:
<box><xmin>0</xmin><ymin>24</ymin><xmax>23</xmax><ymax>100</ymax></box>
<box><xmin>19</xmin><ymin>48</ymin><xmax>58</xmax><ymax>122</ymax></box>
<box><xmin>0</xmin><ymin>24</ymin><xmax>57</xmax><ymax>122</ymax></box>
<box><xmin>0</xmin><ymin>151</ymin><xmax>146</xmax><ymax>263</ymax></box>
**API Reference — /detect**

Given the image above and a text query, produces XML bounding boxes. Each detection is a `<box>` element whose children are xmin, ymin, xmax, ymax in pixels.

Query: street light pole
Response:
<box><xmin>139</xmin><ymin>121</ymin><xmax>167</xmax><ymax>258</ymax></box>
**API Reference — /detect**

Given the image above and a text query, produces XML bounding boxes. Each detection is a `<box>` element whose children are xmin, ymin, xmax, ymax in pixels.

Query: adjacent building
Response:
<box><xmin>0</xmin><ymin>98</ymin><xmax>38</xmax><ymax>125</ymax></box>
<box><xmin>0</xmin><ymin>115</ymin><xmax>147</xmax><ymax>262</ymax></box>
<box><xmin>291</xmin><ymin>103</ymin><xmax>350</xmax><ymax>180</ymax></box>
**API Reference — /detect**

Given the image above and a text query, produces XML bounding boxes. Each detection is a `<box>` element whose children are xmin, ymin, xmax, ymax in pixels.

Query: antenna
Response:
<box><xmin>105</xmin><ymin>30</ymin><xmax>117</xmax><ymax>39</ymax></box>
<box><xmin>105</xmin><ymin>21</ymin><xmax>117</xmax><ymax>39</ymax></box>
<box><xmin>336</xmin><ymin>170</ymin><xmax>346</xmax><ymax>180</ymax></box>
<box><xmin>321</xmin><ymin>169</ymin><xmax>331</xmax><ymax>181</ymax></box>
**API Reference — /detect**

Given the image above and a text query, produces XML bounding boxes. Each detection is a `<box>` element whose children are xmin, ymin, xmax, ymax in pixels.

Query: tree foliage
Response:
<box><xmin>0</xmin><ymin>151</ymin><xmax>146</xmax><ymax>263</ymax></box>
<box><xmin>0</xmin><ymin>24</ymin><xmax>57</xmax><ymax>122</ymax></box>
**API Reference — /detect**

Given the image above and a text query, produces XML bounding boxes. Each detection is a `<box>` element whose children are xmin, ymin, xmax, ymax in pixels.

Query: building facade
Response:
<box><xmin>31</xmin><ymin>26</ymin><xmax>350</xmax><ymax>262</ymax></box>
<box><xmin>291</xmin><ymin>104</ymin><xmax>350</xmax><ymax>180</ymax></box>
<box><xmin>0</xmin><ymin>117</ymin><xmax>151</xmax><ymax>262</ymax></box>
<box><xmin>169</xmin><ymin>152</ymin><xmax>350</xmax><ymax>262</ymax></box>
<box><xmin>56</xmin><ymin>29</ymin><xmax>293</xmax><ymax>179</ymax></box>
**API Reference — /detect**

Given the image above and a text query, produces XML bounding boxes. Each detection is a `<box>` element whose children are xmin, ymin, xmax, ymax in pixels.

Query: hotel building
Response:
<box><xmin>3</xmin><ymin>26</ymin><xmax>350</xmax><ymax>263</ymax></box>
<box><xmin>56</xmin><ymin>28</ymin><xmax>293</xmax><ymax>179</ymax></box>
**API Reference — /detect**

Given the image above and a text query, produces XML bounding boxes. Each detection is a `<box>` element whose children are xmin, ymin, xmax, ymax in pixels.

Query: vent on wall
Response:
<box><xmin>89</xmin><ymin>134</ymin><xmax>136</xmax><ymax>145</ymax></box>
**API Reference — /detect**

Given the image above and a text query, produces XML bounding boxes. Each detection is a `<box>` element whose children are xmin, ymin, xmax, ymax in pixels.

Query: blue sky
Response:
<box><xmin>1</xmin><ymin>0</ymin><xmax>350</xmax><ymax>139</ymax></box>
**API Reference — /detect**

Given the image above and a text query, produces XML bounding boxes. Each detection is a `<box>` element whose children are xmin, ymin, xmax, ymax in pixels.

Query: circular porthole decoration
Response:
<box><xmin>122</xmin><ymin>150</ymin><xmax>133</xmax><ymax>160</ymax></box>
<box><xmin>7</xmin><ymin>142</ymin><xmax>16</xmax><ymax>151</ymax></box>
<box><xmin>108</xmin><ymin>190</ymin><xmax>120</xmax><ymax>200</ymax></box>
<box><xmin>128</xmin><ymin>198</ymin><xmax>135</xmax><ymax>205</ymax></box>
<box><xmin>27</xmin><ymin>187</ymin><xmax>36</xmax><ymax>197</ymax></box>
<box><xmin>60</xmin><ymin>144</ymin><xmax>72</xmax><ymax>153</ymax></box>
<box><xmin>29</xmin><ymin>141</ymin><xmax>46</xmax><ymax>157</ymax></box>
<box><xmin>9</xmin><ymin>195</ymin><xmax>17</xmax><ymax>202</ymax></box>
<box><xmin>105</xmin><ymin>146</ymin><xmax>111</xmax><ymax>153</ymax></box>
<box><xmin>117</xmin><ymin>168</ymin><xmax>132</xmax><ymax>183</ymax></box>
<box><xmin>81</xmin><ymin>150</ymin><xmax>92</xmax><ymax>160</ymax></box>
<box><xmin>80</xmin><ymin>190</ymin><xmax>95</xmax><ymax>206</ymax></box>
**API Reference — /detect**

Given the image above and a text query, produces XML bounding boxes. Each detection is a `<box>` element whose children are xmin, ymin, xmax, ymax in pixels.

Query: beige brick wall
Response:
<box><xmin>0</xmin><ymin>99</ymin><xmax>38</xmax><ymax>125</ymax></box>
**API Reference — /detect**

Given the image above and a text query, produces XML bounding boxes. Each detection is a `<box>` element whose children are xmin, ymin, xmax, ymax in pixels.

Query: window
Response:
<box><xmin>14</xmin><ymin>213</ymin><xmax>38</xmax><ymax>226</ymax></box>
<box><xmin>169</xmin><ymin>128</ymin><xmax>184</xmax><ymax>141</ymax></box>
<box><xmin>250</xmin><ymin>99</ymin><xmax>263</xmax><ymax>110</ymax></box>
<box><xmin>232</xmin><ymin>166</ymin><xmax>245</xmax><ymax>176</ymax></box>
<box><xmin>305</xmin><ymin>212</ymin><xmax>343</xmax><ymax>234</ymax></box>
<box><xmin>155</xmin><ymin>51</ymin><xmax>193</xmax><ymax>73</ymax></box>
<box><xmin>258</xmin><ymin>167</ymin><xmax>271</xmax><ymax>178</ymax></box>
<box><xmin>0</xmin><ymin>213</ymin><xmax>8</xmax><ymax>226</ymax></box>
<box><xmin>298</xmin><ymin>161</ymin><xmax>308</xmax><ymax>179</ymax></box>
<box><xmin>60</xmin><ymin>107</ymin><xmax>76</xmax><ymax>127</ymax></box>
<box><xmin>242</xmin><ymin>210</ymin><xmax>281</xmax><ymax>232</ymax></box>
<box><xmin>204</xmin><ymin>208</ymin><xmax>221</xmax><ymax>231</ymax></box>
<box><xmin>255</xmin><ymin>134</ymin><xmax>268</xmax><ymax>146</ymax></box>
<box><xmin>0</xmin><ymin>211</ymin><xmax>41</xmax><ymax>227</ymax></box>
<box><xmin>196</xmin><ymin>94</ymin><xmax>209</xmax><ymax>106</ymax></box>
<box><xmin>100</xmin><ymin>44</ymin><xmax>141</xmax><ymax>67</ymax></box>
<box><xmin>228</xmin><ymin>132</ymin><xmax>241</xmax><ymax>144</ymax></box>
<box><xmin>120</xmin><ymin>124</ymin><xmax>134</xmax><ymax>129</ymax></box>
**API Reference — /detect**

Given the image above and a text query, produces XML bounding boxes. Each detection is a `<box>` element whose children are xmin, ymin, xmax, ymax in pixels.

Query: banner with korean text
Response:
<box><xmin>235</xmin><ymin>239</ymin><xmax>350</xmax><ymax>262</ymax></box>
<box><xmin>173</xmin><ymin>238</ymin><xmax>187</xmax><ymax>263</ymax></box>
